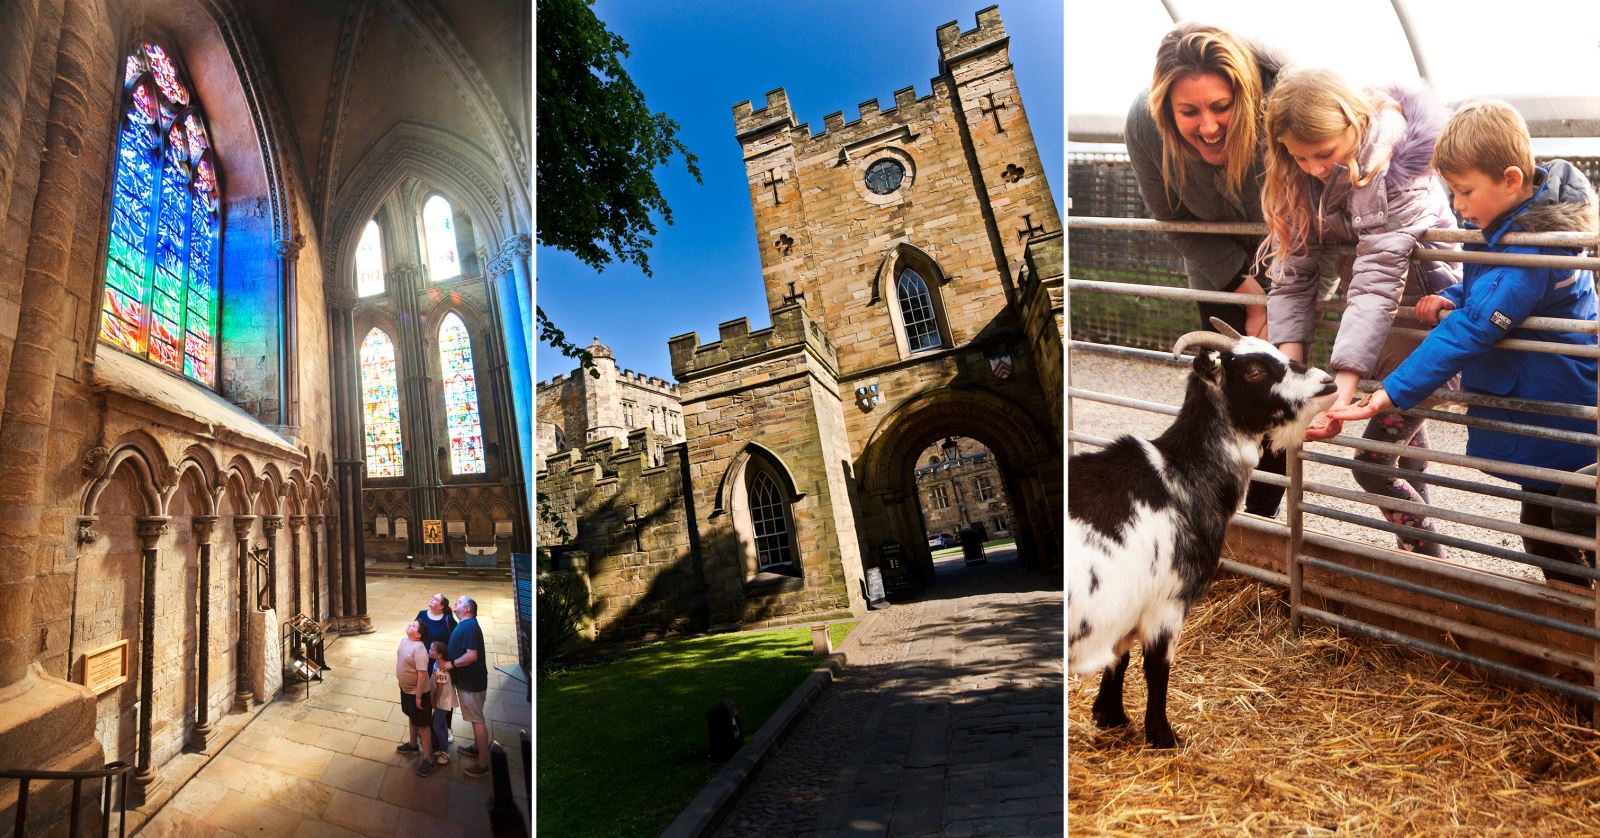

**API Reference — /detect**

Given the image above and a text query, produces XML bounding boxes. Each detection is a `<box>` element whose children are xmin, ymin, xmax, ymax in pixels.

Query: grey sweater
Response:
<box><xmin>1123</xmin><ymin>46</ymin><xmax>1285</xmax><ymax>292</ymax></box>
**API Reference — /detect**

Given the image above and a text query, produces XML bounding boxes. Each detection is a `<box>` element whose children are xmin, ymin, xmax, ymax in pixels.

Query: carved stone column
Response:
<box><xmin>491</xmin><ymin>234</ymin><xmax>533</xmax><ymax>552</ymax></box>
<box><xmin>190</xmin><ymin>516</ymin><xmax>218</xmax><ymax>750</ymax></box>
<box><xmin>310</xmin><ymin>514</ymin><xmax>324</xmax><ymax>621</ymax></box>
<box><xmin>327</xmin><ymin>286</ymin><xmax>371</xmax><ymax>633</ymax></box>
<box><xmin>263</xmin><ymin>515</ymin><xmax>284</xmax><ymax>612</ymax></box>
<box><xmin>391</xmin><ymin>263</ymin><xmax>444</xmax><ymax>565</ymax></box>
<box><xmin>288</xmin><ymin>515</ymin><xmax>306</xmax><ymax>616</ymax></box>
<box><xmin>132</xmin><ymin>516</ymin><xmax>170</xmax><ymax>801</ymax></box>
<box><xmin>232</xmin><ymin>515</ymin><xmax>256</xmax><ymax>711</ymax></box>
<box><xmin>274</xmin><ymin>236</ymin><xmax>305</xmax><ymax>432</ymax></box>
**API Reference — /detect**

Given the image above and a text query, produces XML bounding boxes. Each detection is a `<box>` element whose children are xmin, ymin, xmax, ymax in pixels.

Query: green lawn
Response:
<box><xmin>536</xmin><ymin>621</ymin><xmax>856</xmax><ymax>837</ymax></box>
<box><xmin>931</xmin><ymin>536</ymin><xmax>1017</xmax><ymax>559</ymax></box>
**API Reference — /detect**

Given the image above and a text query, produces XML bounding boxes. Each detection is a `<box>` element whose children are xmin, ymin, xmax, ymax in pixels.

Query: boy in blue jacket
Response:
<box><xmin>1329</xmin><ymin>101</ymin><xmax>1600</xmax><ymax>585</ymax></box>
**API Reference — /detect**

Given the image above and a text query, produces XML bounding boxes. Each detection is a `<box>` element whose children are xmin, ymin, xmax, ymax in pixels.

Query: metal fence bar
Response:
<box><xmin>1305</xmin><ymin>503</ymin><xmax>1600</xmax><ymax>587</ymax></box>
<box><xmin>1327</xmin><ymin>432</ymin><xmax>1598</xmax><ymax>489</ymax></box>
<box><xmin>1069</xmin><ymin>215</ymin><xmax>1600</xmax><ymax>251</ymax></box>
<box><xmin>1301</xmin><ymin>450</ymin><xmax>1600</xmax><ymax>518</ymax></box>
<box><xmin>1288</xmin><ymin>443</ymin><xmax>1308</xmax><ymax>634</ymax></box>
<box><xmin>1301</xmin><ymin>605</ymin><xmax>1600</xmax><ymax>703</ymax></box>
<box><xmin>1303</xmin><ymin>577</ymin><xmax>1596</xmax><ymax>674</ymax></box>
<box><xmin>1390</xmin><ymin>404</ymin><xmax>1600</xmax><ymax>447</ymax></box>
<box><xmin>1300</xmin><ymin>554</ymin><xmax>1600</xmax><ymax>641</ymax></box>
<box><xmin>1304</xmin><ymin>477</ymin><xmax>1596</xmax><ymax>552</ymax></box>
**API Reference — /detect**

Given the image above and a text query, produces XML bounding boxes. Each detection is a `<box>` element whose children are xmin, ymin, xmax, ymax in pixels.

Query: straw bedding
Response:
<box><xmin>1068</xmin><ymin>575</ymin><xmax>1600</xmax><ymax>836</ymax></box>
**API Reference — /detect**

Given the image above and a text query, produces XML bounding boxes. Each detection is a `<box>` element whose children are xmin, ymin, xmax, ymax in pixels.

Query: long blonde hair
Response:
<box><xmin>1261</xmin><ymin>68</ymin><xmax>1375</xmax><ymax>260</ymax></box>
<box><xmin>1148</xmin><ymin>23</ymin><xmax>1265</xmax><ymax>202</ymax></box>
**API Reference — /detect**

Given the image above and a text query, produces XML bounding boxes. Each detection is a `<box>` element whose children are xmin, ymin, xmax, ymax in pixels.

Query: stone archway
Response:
<box><xmin>856</xmin><ymin>385</ymin><xmax>1062</xmax><ymax>586</ymax></box>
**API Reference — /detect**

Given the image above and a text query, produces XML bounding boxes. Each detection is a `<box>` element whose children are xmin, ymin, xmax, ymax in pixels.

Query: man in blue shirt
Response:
<box><xmin>442</xmin><ymin>595</ymin><xmax>490</xmax><ymax>778</ymax></box>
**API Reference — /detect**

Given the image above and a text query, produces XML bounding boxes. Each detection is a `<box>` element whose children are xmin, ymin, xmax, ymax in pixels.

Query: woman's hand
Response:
<box><xmin>1327</xmin><ymin>389</ymin><xmax>1390</xmax><ymax>423</ymax></box>
<box><xmin>1414</xmin><ymin>294</ymin><xmax>1456</xmax><ymax>327</ymax></box>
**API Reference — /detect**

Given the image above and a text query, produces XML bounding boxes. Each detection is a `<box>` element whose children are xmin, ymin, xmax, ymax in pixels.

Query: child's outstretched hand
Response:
<box><xmin>1326</xmin><ymin>390</ymin><xmax>1391</xmax><ymax>423</ymax></box>
<box><xmin>1414</xmin><ymin>295</ymin><xmax>1456</xmax><ymax>327</ymax></box>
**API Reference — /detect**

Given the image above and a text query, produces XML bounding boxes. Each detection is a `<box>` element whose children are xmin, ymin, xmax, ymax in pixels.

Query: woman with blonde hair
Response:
<box><xmin>1260</xmin><ymin>67</ymin><xmax>1461</xmax><ymax>557</ymax></box>
<box><xmin>1125</xmin><ymin>22</ymin><xmax>1289</xmax><ymax>516</ymax></box>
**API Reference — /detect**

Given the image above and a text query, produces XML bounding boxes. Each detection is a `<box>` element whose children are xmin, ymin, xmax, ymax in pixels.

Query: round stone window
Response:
<box><xmin>864</xmin><ymin>158</ymin><xmax>906</xmax><ymax>195</ymax></box>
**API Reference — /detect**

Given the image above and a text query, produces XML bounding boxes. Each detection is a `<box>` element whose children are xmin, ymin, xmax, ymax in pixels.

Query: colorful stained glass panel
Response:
<box><xmin>360</xmin><ymin>329</ymin><xmax>403</xmax><ymax>478</ymax></box>
<box><xmin>438</xmin><ymin>313</ymin><xmax>484</xmax><ymax>474</ymax></box>
<box><xmin>144</xmin><ymin>43</ymin><xmax>189</xmax><ymax>105</ymax></box>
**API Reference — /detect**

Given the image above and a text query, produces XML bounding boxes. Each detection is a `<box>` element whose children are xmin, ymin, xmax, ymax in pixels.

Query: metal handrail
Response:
<box><xmin>0</xmin><ymin>761</ymin><xmax>133</xmax><ymax>838</ymax></box>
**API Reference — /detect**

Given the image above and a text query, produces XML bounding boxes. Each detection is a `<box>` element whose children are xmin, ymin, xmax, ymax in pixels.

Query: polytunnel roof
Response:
<box><xmin>1067</xmin><ymin>0</ymin><xmax>1600</xmax><ymax>142</ymax></box>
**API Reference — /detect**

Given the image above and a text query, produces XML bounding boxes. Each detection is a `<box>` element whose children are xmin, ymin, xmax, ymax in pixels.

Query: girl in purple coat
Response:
<box><xmin>1259</xmin><ymin>68</ymin><xmax>1462</xmax><ymax>557</ymax></box>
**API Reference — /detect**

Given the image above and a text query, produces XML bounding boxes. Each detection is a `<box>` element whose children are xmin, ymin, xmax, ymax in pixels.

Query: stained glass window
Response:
<box><xmin>356</xmin><ymin>220</ymin><xmax>384</xmax><ymax>297</ymax></box>
<box><xmin>101</xmin><ymin>41</ymin><xmax>220</xmax><ymax>386</ymax></box>
<box><xmin>360</xmin><ymin>328</ymin><xmax>403</xmax><ymax>478</ymax></box>
<box><xmin>896</xmin><ymin>268</ymin><xmax>941</xmax><ymax>352</ymax></box>
<box><xmin>422</xmin><ymin>195</ymin><xmax>460</xmax><ymax>282</ymax></box>
<box><xmin>438</xmin><ymin>313</ymin><xmax>485</xmax><ymax>475</ymax></box>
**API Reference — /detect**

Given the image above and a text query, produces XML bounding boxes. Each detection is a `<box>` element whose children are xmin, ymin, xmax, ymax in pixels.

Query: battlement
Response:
<box><xmin>537</xmin><ymin>426</ymin><xmax>681</xmax><ymax>481</ymax></box>
<box><xmin>668</xmin><ymin>303</ymin><xmax>838</xmax><ymax>381</ymax></box>
<box><xmin>618</xmin><ymin>367</ymin><xmax>680</xmax><ymax>395</ymax></box>
<box><xmin>936</xmin><ymin>6</ymin><xmax>1005</xmax><ymax>63</ymax></box>
<box><xmin>733</xmin><ymin>88</ymin><xmax>797</xmax><ymax>138</ymax></box>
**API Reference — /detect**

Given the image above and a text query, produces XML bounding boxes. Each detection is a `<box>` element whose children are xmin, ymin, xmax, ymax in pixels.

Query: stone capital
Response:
<box><xmin>310</xmin><ymin>514</ymin><xmax>327</xmax><ymax>526</ymax></box>
<box><xmin>273</xmin><ymin>235</ymin><xmax>306</xmax><ymax>259</ymax></box>
<box><xmin>81</xmin><ymin>446</ymin><xmax>110</xmax><ymax>478</ymax></box>
<box><xmin>136</xmin><ymin>517</ymin><xmax>171</xmax><ymax>547</ymax></box>
<box><xmin>263</xmin><ymin>515</ymin><xmax>285</xmax><ymax>536</ymax></box>
<box><xmin>389</xmin><ymin>264</ymin><xmax>419</xmax><ymax>284</ymax></box>
<box><xmin>289</xmin><ymin>515</ymin><xmax>307</xmax><ymax>530</ymax></box>
<box><xmin>77</xmin><ymin>516</ymin><xmax>99</xmax><ymax>545</ymax></box>
<box><xmin>232</xmin><ymin>515</ymin><xmax>258</xmax><ymax>539</ymax></box>
<box><xmin>192</xmin><ymin>515</ymin><xmax>220</xmax><ymax>542</ymax></box>
<box><xmin>326</xmin><ymin>286</ymin><xmax>357</xmax><ymax>310</ymax></box>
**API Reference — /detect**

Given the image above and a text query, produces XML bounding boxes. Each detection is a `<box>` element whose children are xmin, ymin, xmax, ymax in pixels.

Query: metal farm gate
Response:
<box><xmin>1068</xmin><ymin>151</ymin><xmax>1600</xmax><ymax>715</ymax></box>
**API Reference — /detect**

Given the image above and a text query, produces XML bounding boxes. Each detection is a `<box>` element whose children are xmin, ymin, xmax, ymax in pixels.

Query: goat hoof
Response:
<box><xmin>1145</xmin><ymin>725</ymin><xmax>1179</xmax><ymax>749</ymax></box>
<box><xmin>1091</xmin><ymin>707</ymin><xmax>1129</xmax><ymax>729</ymax></box>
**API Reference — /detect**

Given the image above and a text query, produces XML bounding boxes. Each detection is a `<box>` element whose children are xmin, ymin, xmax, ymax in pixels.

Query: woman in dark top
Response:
<box><xmin>1124</xmin><ymin>21</ymin><xmax>1289</xmax><ymax>516</ymax></box>
<box><xmin>415</xmin><ymin>592</ymin><xmax>457</xmax><ymax>652</ymax></box>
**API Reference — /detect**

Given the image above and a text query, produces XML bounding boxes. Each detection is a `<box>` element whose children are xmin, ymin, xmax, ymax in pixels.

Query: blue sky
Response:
<box><xmin>535</xmin><ymin>1</ymin><xmax>1064</xmax><ymax>383</ymax></box>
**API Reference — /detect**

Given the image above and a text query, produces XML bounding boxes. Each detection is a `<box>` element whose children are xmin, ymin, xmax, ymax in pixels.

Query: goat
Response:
<box><xmin>1068</xmin><ymin>319</ymin><xmax>1336</xmax><ymax>748</ymax></box>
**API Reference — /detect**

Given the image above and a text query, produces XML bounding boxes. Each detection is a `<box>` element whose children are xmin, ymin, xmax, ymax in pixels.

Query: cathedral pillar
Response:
<box><xmin>131</xmin><ymin>516</ymin><xmax>170</xmax><ymax>802</ymax></box>
<box><xmin>232</xmin><ymin>515</ymin><xmax>256</xmax><ymax>710</ymax></box>
<box><xmin>191</xmin><ymin>516</ymin><xmax>218</xmax><ymax>750</ymax></box>
<box><xmin>288</xmin><ymin>515</ymin><xmax>306</xmax><ymax>616</ymax></box>
<box><xmin>310</xmin><ymin>514</ymin><xmax>324</xmax><ymax>620</ymax></box>
<box><xmin>0</xmin><ymin>0</ymin><xmax>94</xmax><ymax>690</ymax></box>
<box><xmin>263</xmin><ymin>515</ymin><xmax>284</xmax><ymax>612</ymax></box>
<box><xmin>327</xmin><ymin>287</ymin><xmax>369</xmax><ymax>632</ymax></box>
<box><xmin>491</xmin><ymin>234</ymin><xmax>534</xmax><ymax>540</ymax></box>
<box><xmin>274</xmin><ymin>236</ymin><xmax>305</xmax><ymax>432</ymax></box>
<box><xmin>392</xmin><ymin>263</ymin><xmax>445</xmax><ymax>564</ymax></box>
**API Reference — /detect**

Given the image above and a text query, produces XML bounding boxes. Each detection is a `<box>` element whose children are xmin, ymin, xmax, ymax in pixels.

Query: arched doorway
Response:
<box><xmin>856</xmin><ymin>386</ymin><xmax>1062</xmax><ymax>587</ymax></box>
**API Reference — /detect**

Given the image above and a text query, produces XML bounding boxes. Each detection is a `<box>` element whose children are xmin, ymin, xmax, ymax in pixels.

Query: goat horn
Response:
<box><xmin>1208</xmin><ymin>317</ymin><xmax>1244</xmax><ymax>340</ymax></box>
<box><xmin>1171</xmin><ymin>330</ymin><xmax>1237</xmax><ymax>359</ymax></box>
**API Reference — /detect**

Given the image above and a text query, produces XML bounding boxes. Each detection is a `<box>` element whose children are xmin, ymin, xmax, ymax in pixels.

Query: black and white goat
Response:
<box><xmin>1068</xmin><ymin>320</ymin><xmax>1336</xmax><ymax>748</ymax></box>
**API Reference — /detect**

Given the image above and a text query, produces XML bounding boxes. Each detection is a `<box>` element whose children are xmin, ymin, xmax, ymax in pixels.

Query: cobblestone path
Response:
<box><xmin>717</xmin><ymin>548</ymin><xmax>1063</xmax><ymax>837</ymax></box>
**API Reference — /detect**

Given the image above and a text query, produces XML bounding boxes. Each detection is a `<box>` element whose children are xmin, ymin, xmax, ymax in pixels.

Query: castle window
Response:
<box><xmin>749</xmin><ymin>470</ymin><xmax>793</xmax><ymax>571</ymax></box>
<box><xmin>356</xmin><ymin>219</ymin><xmax>384</xmax><ymax>297</ymax></box>
<box><xmin>360</xmin><ymin>327</ymin><xmax>403</xmax><ymax>477</ymax></box>
<box><xmin>100</xmin><ymin>41</ymin><xmax>220</xmax><ymax>387</ymax></box>
<box><xmin>622</xmin><ymin>401</ymin><xmax>635</xmax><ymax>428</ymax></box>
<box><xmin>864</xmin><ymin>158</ymin><xmax>905</xmax><ymax>195</ymax></box>
<box><xmin>896</xmin><ymin>269</ymin><xmax>941</xmax><ymax>353</ymax></box>
<box><xmin>422</xmin><ymin>195</ymin><xmax>461</xmax><ymax>282</ymax></box>
<box><xmin>439</xmin><ymin>313</ymin><xmax>486</xmax><ymax>474</ymax></box>
<box><xmin>975</xmin><ymin>475</ymin><xmax>995</xmax><ymax>501</ymax></box>
<box><xmin>930</xmin><ymin>485</ymin><xmax>950</xmax><ymax>510</ymax></box>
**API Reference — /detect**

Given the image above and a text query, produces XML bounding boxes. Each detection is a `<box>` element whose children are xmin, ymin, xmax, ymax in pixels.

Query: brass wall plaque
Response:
<box><xmin>423</xmin><ymin>519</ymin><xmax>443</xmax><ymax>544</ymax></box>
<box><xmin>82</xmin><ymin>640</ymin><xmax>129</xmax><ymax>695</ymax></box>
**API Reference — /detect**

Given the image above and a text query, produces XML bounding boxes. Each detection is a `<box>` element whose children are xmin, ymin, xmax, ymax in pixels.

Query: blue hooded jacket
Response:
<box><xmin>1383</xmin><ymin>161</ymin><xmax>1599</xmax><ymax>490</ymax></box>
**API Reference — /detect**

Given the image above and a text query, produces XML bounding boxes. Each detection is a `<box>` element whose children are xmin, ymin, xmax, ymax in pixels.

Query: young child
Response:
<box><xmin>429</xmin><ymin>640</ymin><xmax>459</xmax><ymax>764</ymax></box>
<box><xmin>1259</xmin><ymin>67</ymin><xmax>1463</xmax><ymax>557</ymax></box>
<box><xmin>1329</xmin><ymin>101</ymin><xmax>1599</xmax><ymax>584</ymax></box>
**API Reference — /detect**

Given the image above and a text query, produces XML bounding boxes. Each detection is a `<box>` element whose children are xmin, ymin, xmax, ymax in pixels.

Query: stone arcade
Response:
<box><xmin>0</xmin><ymin>0</ymin><xmax>530</xmax><ymax>830</ymax></box>
<box><xmin>539</xmin><ymin>7</ymin><xmax>1063</xmax><ymax>642</ymax></box>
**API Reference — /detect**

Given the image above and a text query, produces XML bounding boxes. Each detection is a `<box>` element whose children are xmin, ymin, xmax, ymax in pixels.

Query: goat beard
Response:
<box><xmin>1266</xmin><ymin>409</ymin><xmax>1324</xmax><ymax>454</ymax></box>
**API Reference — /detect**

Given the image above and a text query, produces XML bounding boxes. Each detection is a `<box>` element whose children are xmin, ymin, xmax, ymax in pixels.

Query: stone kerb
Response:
<box><xmin>669</xmin><ymin>304</ymin><xmax>837</xmax><ymax>383</ymax></box>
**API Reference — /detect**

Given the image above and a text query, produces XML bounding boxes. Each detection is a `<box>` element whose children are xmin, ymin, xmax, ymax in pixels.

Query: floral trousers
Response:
<box><xmin>1354</xmin><ymin>411</ymin><xmax>1443</xmax><ymax>558</ymax></box>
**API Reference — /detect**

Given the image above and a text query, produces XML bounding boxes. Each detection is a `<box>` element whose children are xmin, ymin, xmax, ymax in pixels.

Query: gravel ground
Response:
<box><xmin>1069</xmin><ymin>349</ymin><xmax>1545</xmax><ymax>581</ymax></box>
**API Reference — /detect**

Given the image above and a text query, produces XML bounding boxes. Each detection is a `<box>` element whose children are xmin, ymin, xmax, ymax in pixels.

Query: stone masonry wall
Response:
<box><xmin>538</xmin><ymin>427</ymin><xmax>704</xmax><ymax>642</ymax></box>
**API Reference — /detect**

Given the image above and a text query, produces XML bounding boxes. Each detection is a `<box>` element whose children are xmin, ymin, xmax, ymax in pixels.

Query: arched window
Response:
<box><xmin>360</xmin><ymin>328</ymin><xmax>403</xmax><ymax>477</ymax></box>
<box><xmin>748</xmin><ymin>470</ymin><xmax>793</xmax><ymax>571</ymax></box>
<box><xmin>422</xmin><ymin>195</ymin><xmax>460</xmax><ymax>282</ymax></box>
<box><xmin>101</xmin><ymin>41</ymin><xmax>221</xmax><ymax>386</ymax></box>
<box><xmin>355</xmin><ymin>219</ymin><xmax>384</xmax><ymax>297</ymax></box>
<box><xmin>895</xmin><ymin>268</ymin><xmax>940</xmax><ymax>353</ymax></box>
<box><xmin>439</xmin><ymin>313</ymin><xmax>485</xmax><ymax>474</ymax></box>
